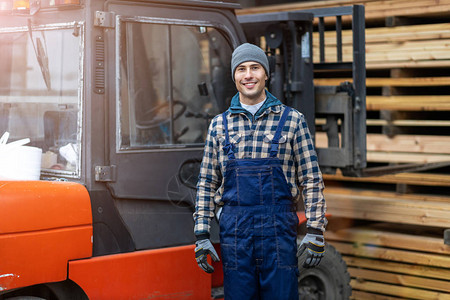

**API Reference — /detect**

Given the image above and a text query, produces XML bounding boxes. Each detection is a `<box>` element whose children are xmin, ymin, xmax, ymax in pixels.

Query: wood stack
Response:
<box><xmin>239</xmin><ymin>1</ymin><xmax>450</xmax><ymax>298</ymax></box>
<box><xmin>327</xmin><ymin>223</ymin><xmax>450</xmax><ymax>299</ymax></box>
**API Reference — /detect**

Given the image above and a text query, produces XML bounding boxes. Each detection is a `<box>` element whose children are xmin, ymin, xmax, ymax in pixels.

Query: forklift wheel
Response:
<box><xmin>297</xmin><ymin>243</ymin><xmax>352</xmax><ymax>300</ymax></box>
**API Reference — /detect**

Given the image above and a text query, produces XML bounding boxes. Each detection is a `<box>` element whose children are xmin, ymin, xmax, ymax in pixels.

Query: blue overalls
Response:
<box><xmin>219</xmin><ymin>106</ymin><xmax>299</xmax><ymax>300</ymax></box>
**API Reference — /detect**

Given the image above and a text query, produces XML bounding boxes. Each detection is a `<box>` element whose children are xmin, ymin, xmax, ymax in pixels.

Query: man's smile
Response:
<box><xmin>242</xmin><ymin>81</ymin><xmax>257</xmax><ymax>88</ymax></box>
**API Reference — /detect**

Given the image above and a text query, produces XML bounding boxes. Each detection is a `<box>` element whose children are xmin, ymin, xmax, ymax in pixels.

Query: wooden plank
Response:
<box><xmin>324</xmin><ymin>191</ymin><xmax>450</xmax><ymax>227</ymax></box>
<box><xmin>351</xmin><ymin>290</ymin><xmax>403</xmax><ymax>300</ymax></box>
<box><xmin>315</xmin><ymin>49</ymin><xmax>450</xmax><ymax>63</ymax></box>
<box><xmin>316</xmin><ymin>38</ymin><xmax>450</xmax><ymax>54</ymax></box>
<box><xmin>342</xmin><ymin>255</ymin><xmax>450</xmax><ymax>281</ymax></box>
<box><xmin>314</xmin><ymin>77</ymin><xmax>450</xmax><ymax>87</ymax></box>
<box><xmin>366</xmin><ymin>60</ymin><xmax>450</xmax><ymax>69</ymax></box>
<box><xmin>324</xmin><ymin>186</ymin><xmax>450</xmax><ymax>203</ymax></box>
<box><xmin>368</xmin><ymin>60</ymin><xmax>450</xmax><ymax>69</ymax></box>
<box><xmin>325</xmin><ymin>195</ymin><xmax>450</xmax><ymax>212</ymax></box>
<box><xmin>327</xmin><ymin>206</ymin><xmax>450</xmax><ymax>227</ymax></box>
<box><xmin>316</xmin><ymin>133</ymin><xmax>450</xmax><ymax>154</ymax></box>
<box><xmin>316</xmin><ymin>132</ymin><xmax>450</xmax><ymax>163</ymax></box>
<box><xmin>314</xmin><ymin>43</ymin><xmax>450</xmax><ymax>63</ymax></box>
<box><xmin>323</xmin><ymin>172</ymin><xmax>450</xmax><ymax>187</ymax></box>
<box><xmin>350</xmin><ymin>279</ymin><xmax>450</xmax><ymax>300</ymax></box>
<box><xmin>237</xmin><ymin>0</ymin><xmax>378</xmax><ymax>15</ymax></box>
<box><xmin>366</xmin><ymin>134</ymin><xmax>450</xmax><ymax>154</ymax></box>
<box><xmin>367</xmin><ymin>51</ymin><xmax>450</xmax><ymax>63</ymax></box>
<box><xmin>316</xmin><ymin>23</ymin><xmax>450</xmax><ymax>45</ymax></box>
<box><xmin>365</xmin><ymin>95</ymin><xmax>450</xmax><ymax>111</ymax></box>
<box><xmin>326</xmin><ymin>228</ymin><xmax>450</xmax><ymax>254</ymax></box>
<box><xmin>366</xmin><ymin>39</ymin><xmax>450</xmax><ymax>51</ymax></box>
<box><xmin>362</xmin><ymin>0</ymin><xmax>450</xmax><ymax>12</ymax></box>
<box><xmin>313</xmin><ymin>34</ymin><xmax>450</xmax><ymax>67</ymax></box>
<box><xmin>348</xmin><ymin>267</ymin><xmax>450</xmax><ymax>293</ymax></box>
<box><xmin>325</xmin><ymin>192</ymin><xmax>450</xmax><ymax>214</ymax></box>
<box><xmin>366</xmin><ymin>151</ymin><xmax>450</xmax><ymax>164</ymax></box>
<box><xmin>237</xmin><ymin>0</ymin><xmax>450</xmax><ymax>22</ymax></box>
<box><xmin>316</xmin><ymin>118</ymin><xmax>450</xmax><ymax>127</ymax></box>
<box><xmin>363</xmin><ymin>4</ymin><xmax>450</xmax><ymax>21</ymax></box>
<box><xmin>325</xmin><ymin>203</ymin><xmax>450</xmax><ymax>228</ymax></box>
<box><xmin>316</xmin><ymin>36</ymin><xmax>450</xmax><ymax>54</ymax></box>
<box><xmin>376</xmin><ymin>120</ymin><xmax>450</xmax><ymax>127</ymax></box>
<box><xmin>332</xmin><ymin>241</ymin><xmax>450</xmax><ymax>268</ymax></box>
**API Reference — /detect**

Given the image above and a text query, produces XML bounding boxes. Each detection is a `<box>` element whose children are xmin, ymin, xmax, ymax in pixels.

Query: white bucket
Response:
<box><xmin>0</xmin><ymin>132</ymin><xmax>42</xmax><ymax>180</ymax></box>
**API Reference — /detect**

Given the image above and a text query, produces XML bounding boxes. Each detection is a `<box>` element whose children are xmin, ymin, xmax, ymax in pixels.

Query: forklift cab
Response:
<box><xmin>0</xmin><ymin>0</ymin><xmax>365</xmax><ymax>252</ymax></box>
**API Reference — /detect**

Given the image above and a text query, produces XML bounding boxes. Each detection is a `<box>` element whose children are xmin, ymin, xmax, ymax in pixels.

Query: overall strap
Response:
<box><xmin>222</xmin><ymin>111</ymin><xmax>236</xmax><ymax>160</ymax></box>
<box><xmin>270</xmin><ymin>106</ymin><xmax>291</xmax><ymax>157</ymax></box>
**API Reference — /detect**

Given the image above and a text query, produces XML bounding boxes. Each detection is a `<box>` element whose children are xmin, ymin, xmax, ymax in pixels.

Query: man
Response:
<box><xmin>193</xmin><ymin>43</ymin><xmax>327</xmax><ymax>299</ymax></box>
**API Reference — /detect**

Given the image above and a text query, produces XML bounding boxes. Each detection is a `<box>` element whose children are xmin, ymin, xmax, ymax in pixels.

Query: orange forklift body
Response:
<box><xmin>0</xmin><ymin>181</ymin><xmax>92</xmax><ymax>291</ymax></box>
<box><xmin>69</xmin><ymin>245</ymin><xmax>212</xmax><ymax>300</ymax></box>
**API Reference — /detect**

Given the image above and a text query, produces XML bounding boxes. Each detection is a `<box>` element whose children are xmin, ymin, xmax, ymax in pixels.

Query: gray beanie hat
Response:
<box><xmin>231</xmin><ymin>43</ymin><xmax>269</xmax><ymax>82</ymax></box>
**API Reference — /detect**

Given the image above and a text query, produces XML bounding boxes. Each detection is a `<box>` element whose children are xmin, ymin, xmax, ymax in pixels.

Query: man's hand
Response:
<box><xmin>195</xmin><ymin>239</ymin><xmax>220</xmax><ymax>273</ymax></box>
<box><xmin>297</xmin><ymin>233</ymin><xmax>325</xmax><ymax>268</ymax></box>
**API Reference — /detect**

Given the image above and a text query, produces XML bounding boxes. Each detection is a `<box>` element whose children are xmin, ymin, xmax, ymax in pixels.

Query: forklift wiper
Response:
<box><xmin>27</xmin><ymin>19</ymin><xmax>51</xmax><ymax>91</ymax></box>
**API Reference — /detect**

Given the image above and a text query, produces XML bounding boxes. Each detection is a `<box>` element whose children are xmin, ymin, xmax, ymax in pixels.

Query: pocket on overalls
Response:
<box><xmin>274</xmin><ymin>212</ymin><xmax>298</xmax><ymax>268</ymax></box>
<box><xmin>219</xmin><ymin>213</ymin><xmax>238</xmax><ymax>270</ymax></box>
<box><xmin>236</xmin><ymin>166</ymin><xmax>273</xmax><ymax>206</ymax></box>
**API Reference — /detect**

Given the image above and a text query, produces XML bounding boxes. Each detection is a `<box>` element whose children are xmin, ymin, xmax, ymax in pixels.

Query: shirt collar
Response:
<box><xmin>228</xmin><ymin>90</ymin><xmax>283</xmax><ymax>118</ymax></box>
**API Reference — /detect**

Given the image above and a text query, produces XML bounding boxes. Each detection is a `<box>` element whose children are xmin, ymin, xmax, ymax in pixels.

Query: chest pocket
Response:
<box><xmin>219</xmin><ymin>133</ymin><xmax>242</xmax><ymax>146</ymax></box>
<box><xmin>263</xmin><ymin>133</ymin><xmax>287</xmax><ymax>144</ymax></box>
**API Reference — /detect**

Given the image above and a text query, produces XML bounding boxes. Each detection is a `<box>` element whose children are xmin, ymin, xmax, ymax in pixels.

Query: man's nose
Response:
<box><xmin>244</xmin><ymin>68</ymin><xmax>253</xmax><ymax>78</ymax></box>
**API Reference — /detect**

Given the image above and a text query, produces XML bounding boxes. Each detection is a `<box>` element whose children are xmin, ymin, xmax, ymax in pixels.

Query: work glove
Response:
<box><xmin>297</xmin><ymin>233</ymin><xmax>325</xmax><ymax>268</ymax></box>
<box><xmin>195</xmin><ymin>239</ymin><xmax>220</xmax><ymax>273</ymax></box>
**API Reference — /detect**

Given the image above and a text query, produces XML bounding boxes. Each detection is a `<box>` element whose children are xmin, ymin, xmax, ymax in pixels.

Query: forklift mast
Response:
<box><xmin>238</xmin><ymin>5</ymin><xmax>367</xmax><ymax>176</ymax></box>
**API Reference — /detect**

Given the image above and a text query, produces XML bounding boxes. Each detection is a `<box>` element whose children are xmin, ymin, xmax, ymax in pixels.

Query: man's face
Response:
<box><xmin>234</xmin><ymin>61</ymin><xmax>268</xmax><ymax>103</ymax></box>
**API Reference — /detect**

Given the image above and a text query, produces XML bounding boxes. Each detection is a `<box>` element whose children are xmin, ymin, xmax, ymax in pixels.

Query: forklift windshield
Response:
<box><xmin>0</xmin><ymin>23</ymin><xmax>83</xmax><ymax>178</ymax></box>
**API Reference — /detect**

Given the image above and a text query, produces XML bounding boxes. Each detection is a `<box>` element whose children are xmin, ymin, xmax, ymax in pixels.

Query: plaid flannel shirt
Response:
<box><xmin>194</xmin><ymin>91</ymin><xmax>326</xmax><ymax>236</ymax></box>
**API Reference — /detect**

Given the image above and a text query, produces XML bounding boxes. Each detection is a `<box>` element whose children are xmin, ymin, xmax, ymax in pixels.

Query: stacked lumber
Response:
<box><xmin>324</xmin><ymin>187</ymin><xmax>450</xmax><ymax>227</ymax></box>
<box><xmin>240</xmin><ymin>1</ymin><xmax>450</xmax><ymax>298</ymax></box>
<box><xmin>312</xmin><ymin>23</ymin><xmax>450</xmax><ymax>69</ymax></box>
<box><xmin>326</xmin><ymin>224</ymin><xmax>450</xmax><ymax>300</ymax></box>
<box><xmin>317</xmin><ymin>133</ymin><xmax>450</xmax><ymax>164</ymax></box>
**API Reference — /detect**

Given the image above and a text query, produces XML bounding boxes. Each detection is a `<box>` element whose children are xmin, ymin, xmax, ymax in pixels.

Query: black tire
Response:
<box><xmin>297</xmin><ymin>243</ymin><xmax>352</xmax><ymax>300</ymax></box>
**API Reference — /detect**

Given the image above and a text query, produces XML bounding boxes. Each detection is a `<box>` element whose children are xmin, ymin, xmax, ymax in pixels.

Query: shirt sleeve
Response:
<box><xmin>292</xmin><ymin>112</ymin><xmax>327</xmax><ymax>232</ymax></box>
<box><xmin>193</xmin><ymin>116</ymin><xmax>223</xmax><ymax>236</ymax></box>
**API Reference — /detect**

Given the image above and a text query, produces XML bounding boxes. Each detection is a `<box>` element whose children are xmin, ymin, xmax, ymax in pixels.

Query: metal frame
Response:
<box><xmin>310</xmin><ymin>5</ymin><xmax>367</xmax><ymax>175</ymax></box>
